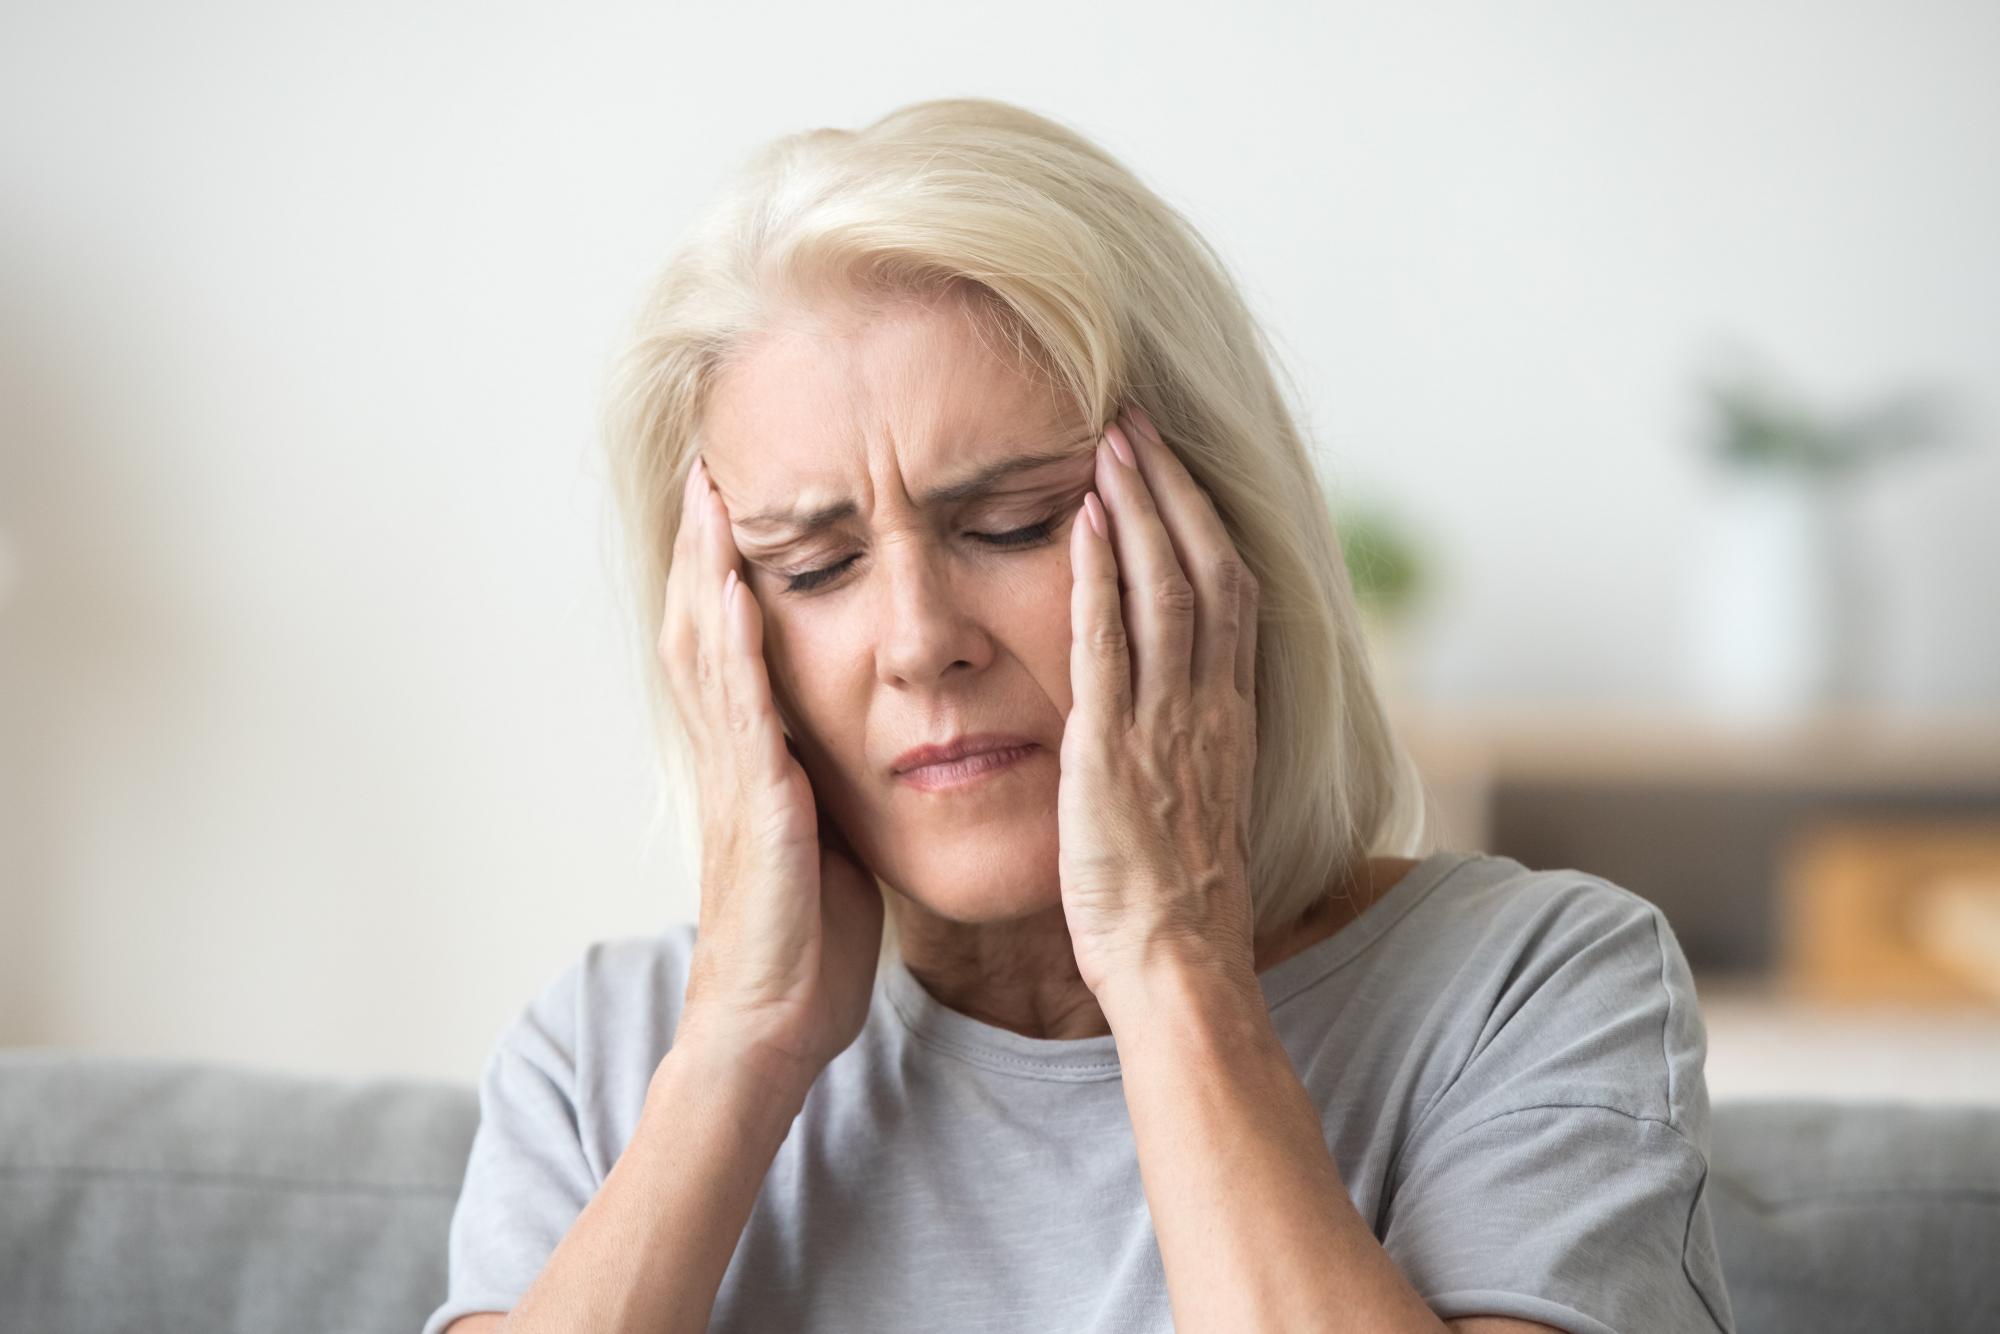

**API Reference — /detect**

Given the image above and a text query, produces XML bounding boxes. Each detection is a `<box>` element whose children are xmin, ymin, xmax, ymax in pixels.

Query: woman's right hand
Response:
<box><xmin>655</xmin><ymin>455</ymin><xmax>886</xmax><ymax>1089</ymax></box>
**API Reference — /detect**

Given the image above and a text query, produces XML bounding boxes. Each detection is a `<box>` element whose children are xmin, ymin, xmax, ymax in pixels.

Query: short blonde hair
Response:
<box><xmin>599</xmin><ymin>97</ymin><xmax>1433</xmax><ymax>960</ymax></box>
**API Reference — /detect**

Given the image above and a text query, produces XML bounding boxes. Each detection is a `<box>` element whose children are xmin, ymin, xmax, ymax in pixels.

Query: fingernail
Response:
<box><xmin>1105</xmin><ymin>422</ymin><xmax>1136</xmax><ymax>469</ymax></box>
<box><xmin>1085</xmin><ymin>491</ymin><xmax>1107</xmax><ymax>538</ymax></box>
<box><xmin>1128</xmin><ymin>404</ymin><xmax>1158</xmax><ymax>442</ymax></box>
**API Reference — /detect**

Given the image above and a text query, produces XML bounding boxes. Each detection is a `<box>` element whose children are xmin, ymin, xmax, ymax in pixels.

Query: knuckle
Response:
<box><xmin>1088</xmin><ymin>620</ymin><xmax>1127</xmax><ymax>657</ymax></box>
<box><xmin>666</xmin><ymin>667</ymin><xmax>696</xmax><ymax>715</ymax></box>
<box><xmin>1214</xmin><ymin>555</ymin><xmax>1248</xmax><ymax>598</ymax></box>
<box><xmin>1153</xmin><ymin>574</ymin><xmax>1196</xmax><ymax>617</ymax></box>
<box><xmin>657</xmin><ymin>619</ymin><xmax>685</xmax><ymax>667</ymax></box>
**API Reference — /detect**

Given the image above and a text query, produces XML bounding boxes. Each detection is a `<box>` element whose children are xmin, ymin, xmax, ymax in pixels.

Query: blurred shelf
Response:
<box><xmin>1696</xmin><ymin>973</ymin><xmax>2000</xmax><ymax>1106</ymax></box>
<box><xmin>1396</xmin><ymin>701</ymin><xmax>2000</xmax><ymax>789</ymax></box>
<box><xmin>1386</xmin><ymin>700</ymin><xmax>2000</xmax><ymax>976</ymax></box>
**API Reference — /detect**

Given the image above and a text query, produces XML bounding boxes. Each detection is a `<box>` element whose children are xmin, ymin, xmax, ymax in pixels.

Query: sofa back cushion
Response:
<box><xmin>0</xmin><ymin>1050</ymin><xmax>478</xmax><ymax>1334</ymax></box>
<box><xmin>1706</xmin><ymin>1098</ymin><xmax>2000</xmax><ymax>1334</ymax></box>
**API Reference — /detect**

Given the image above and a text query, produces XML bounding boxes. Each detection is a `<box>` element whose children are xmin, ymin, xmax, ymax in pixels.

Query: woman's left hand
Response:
<box><xmin>1058</xmin><ymin>403</ymin><xmax>1262</xmax><ymax>1009</ymax></box>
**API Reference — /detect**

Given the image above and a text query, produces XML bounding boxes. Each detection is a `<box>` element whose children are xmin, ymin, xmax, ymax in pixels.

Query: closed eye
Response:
<box><xmin>782</xmin><ymin>519</ymin><xmax>1059</xmax><ymax>594</ymax></box>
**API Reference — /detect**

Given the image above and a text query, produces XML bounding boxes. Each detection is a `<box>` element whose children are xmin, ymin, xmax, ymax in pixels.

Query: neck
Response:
<box><xmin>890</xmin><ymin>856</ymin><xmax>1390</xmax><ymax>1042</ymax></box>
<box><xmin>893</xmin><ymin>900</ymin><xmax>1109</xmax><ymax>1040</ymax></box>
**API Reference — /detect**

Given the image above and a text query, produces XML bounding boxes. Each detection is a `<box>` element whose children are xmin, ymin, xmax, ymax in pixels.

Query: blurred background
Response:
<box><xmin>3</xmin><ymin>1</ymin><xmax>1996</xmax><ymax>1101</ymax></box>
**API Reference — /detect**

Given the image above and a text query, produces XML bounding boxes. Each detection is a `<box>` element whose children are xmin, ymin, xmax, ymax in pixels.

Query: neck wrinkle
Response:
<box><xmin>885</xmin><ymin>855</ymin><xmax>1400</xmax><ymax>1043</ymax></box>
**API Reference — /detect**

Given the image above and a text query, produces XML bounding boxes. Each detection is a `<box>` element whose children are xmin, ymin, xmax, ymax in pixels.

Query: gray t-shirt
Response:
<box><xmin>422</xmin><ymin>850</ymin><xmax>1736</xmax><ymax>1334</ymax></box>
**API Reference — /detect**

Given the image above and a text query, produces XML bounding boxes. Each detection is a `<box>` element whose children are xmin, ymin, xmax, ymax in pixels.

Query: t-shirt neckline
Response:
<box><xmin>877</xmin><ymin>848</ymin><xmax>1479</xmax><ymax>1082</ymax></box>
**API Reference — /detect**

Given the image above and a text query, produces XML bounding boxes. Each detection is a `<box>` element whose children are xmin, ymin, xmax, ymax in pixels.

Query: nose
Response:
<box><xmin>871</xmin><ymin>534</ymin><xmax>993</xmax><ymax>688</ymax></box>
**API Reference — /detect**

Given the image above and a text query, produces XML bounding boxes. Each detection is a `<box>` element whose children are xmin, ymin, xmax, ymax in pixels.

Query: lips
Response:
<box><xmin>891</xmin><ymin>732</ymin><xmax>1041</xmax><ymax>776</ymax></box>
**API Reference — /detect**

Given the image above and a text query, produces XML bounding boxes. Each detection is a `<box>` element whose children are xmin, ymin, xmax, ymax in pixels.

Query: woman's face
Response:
<box><xmin>697</xmin><ymin>294</ymin><xmax>1101</xmax><ymax>924</ymax></box>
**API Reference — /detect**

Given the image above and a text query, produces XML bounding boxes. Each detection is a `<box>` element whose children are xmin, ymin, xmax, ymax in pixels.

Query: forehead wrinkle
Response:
<box><xmin>733</xmin><ymin>435</ymin><xmax>1098</xmax><ymax>537</ymax></box>
<box><xmin>711</xmin><ymin>296</ymin><xmax>1094</xmax><ymax>542</ymax></box>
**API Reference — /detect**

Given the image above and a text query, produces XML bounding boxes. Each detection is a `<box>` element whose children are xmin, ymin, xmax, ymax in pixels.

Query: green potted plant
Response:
<box><xmin>1335</xmin><ymin>498</ymin><xmax>1430</xmax><ymax>705</ymax></box>
<box><xmin>1686</xmin><ymin>359</ymin><xmax>1958</xmax><ymax>716</ymax></box>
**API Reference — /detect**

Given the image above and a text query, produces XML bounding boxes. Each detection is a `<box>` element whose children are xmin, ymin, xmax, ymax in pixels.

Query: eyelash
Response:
<box><xmin>782</xmin><ymin>520</ymin><xmax>1059</xmax><ymax>594</ymax></box>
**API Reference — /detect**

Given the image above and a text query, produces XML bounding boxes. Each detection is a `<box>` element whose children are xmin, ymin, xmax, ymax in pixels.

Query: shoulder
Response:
<box><xmin>495</xmin><ymin>923</ymin><xmax>702</xmax><ymax>1072</ymax></box>
<box><xmin>576</xmin><ymin>922</ymin><xmax>703</xmax><ymax>1008</ymax></box>
<box><xmin>1414</xmin><ymin>853</ymin><xmax>1689</xmax><ymax>1004</ymax></box>
<box><xmin>1419</xmin><ymin>851</ymin><xmax>1671</xmax><ymax>941</ymax></box>
<box><xmin>1402</xmin><ymin>854</ymin><xmax>1709</xmax><ymax>1135</ymax></box>
<box><xmin>477</xmin><ymin>923</ymin><xmax>702</xmax><ymax>1169</ymax></box>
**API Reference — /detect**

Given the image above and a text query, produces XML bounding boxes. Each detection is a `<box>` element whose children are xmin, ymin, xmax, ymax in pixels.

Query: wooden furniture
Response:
<box><xmin>1390</xmin><ymin>702</ymin><xmax>2000</xmax><ymax>979</ymax></box>
<box><xmin>1778</xmin><ymin>819</ymin><xmax>2000</xmax><ymax>1007</ymax></box>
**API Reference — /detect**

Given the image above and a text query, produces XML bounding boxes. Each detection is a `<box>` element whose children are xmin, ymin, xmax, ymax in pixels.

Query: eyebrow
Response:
<box><xmin>731</xmin><ymin>438</ymin><xmax>1097</xmax><ymax>535</ymax></box>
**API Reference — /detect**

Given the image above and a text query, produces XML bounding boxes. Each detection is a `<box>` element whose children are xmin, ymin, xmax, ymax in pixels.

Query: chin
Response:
<box><xmin>877</xmin><ymin>823</ymin><xmax>1062</xmax><ymax>925</ymax></box>
<box><xmin>897</xmin><ymin>878</ymin><xmax>1061</xmax><ymax>926</ymax></box>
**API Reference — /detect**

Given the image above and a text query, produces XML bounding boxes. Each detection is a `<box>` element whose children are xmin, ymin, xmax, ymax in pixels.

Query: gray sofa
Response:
<box><xmin>3</xmin><ymin>1048</ymin><xmax>1997</xmax><ymax>1332</ymax></box>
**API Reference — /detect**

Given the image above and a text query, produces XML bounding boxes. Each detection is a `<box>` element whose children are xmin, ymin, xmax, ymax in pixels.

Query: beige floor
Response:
<box><xmin>1694</xmin><ymin>975</ymin><xmax>2000</xmax><ymax>1106</ymax></box>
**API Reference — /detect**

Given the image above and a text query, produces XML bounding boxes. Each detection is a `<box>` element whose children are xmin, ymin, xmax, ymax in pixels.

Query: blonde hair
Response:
<box><xmin>599</xmin><ymin>97</ymin><xmax>1434</xmax><ymax>967</ymax></box>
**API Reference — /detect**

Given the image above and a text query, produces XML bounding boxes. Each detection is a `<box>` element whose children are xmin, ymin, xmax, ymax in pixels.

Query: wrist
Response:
<box><xmin>671</xmin><ymin>1000</ymin><xmax>830</xmax><ymax>1090</ymax></box>
<box><xmin>1097</xmin><ymin>948</ymin><xmax>1264</xmax><ymax>1041</ymax></box>
<box><xmin>648</xmin><ymin>1028</ymin><xmax>818</xmax><ymax>1132</ymax></box>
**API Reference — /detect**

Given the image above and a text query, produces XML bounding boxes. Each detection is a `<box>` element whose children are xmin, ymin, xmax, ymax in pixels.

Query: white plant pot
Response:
<box><xmin>1685</xmin><ymin>471</ymin><xmax>1837</xmax><ymax>721</ymax></box>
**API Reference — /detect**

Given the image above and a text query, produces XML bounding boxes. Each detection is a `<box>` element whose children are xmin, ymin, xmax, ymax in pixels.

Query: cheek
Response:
<box><xmin>756</xmin><ymin>615</ymin><xmax>810</xmax><ymax>735</ymax></box>
<box><xmin>1018</xmin><ymin>548</ymin><xmax>1079</xmax><ymax>717</ymax></box>
<box><xmin>759</xmin><ymin>609</ymin><xmax>866</xmax><ymax>750</ymax></box>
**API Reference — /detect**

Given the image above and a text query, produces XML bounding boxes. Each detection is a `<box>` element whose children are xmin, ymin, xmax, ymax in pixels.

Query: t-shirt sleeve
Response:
<box><xmin>421</xmin><ymin>957</ymin><xmax>597</xmax><ymax>1334</ymax></box>
<box><xmin>1379</xmin><ymin>879</ymin><xmax>1737</xmax><ymax>1334</ymax></box>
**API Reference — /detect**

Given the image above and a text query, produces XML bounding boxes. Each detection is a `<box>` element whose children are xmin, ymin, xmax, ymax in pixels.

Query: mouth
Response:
<box><xmin>891</xmin><ymin>733</ymin><xmax>1042</xmax><ymax>791</ymax></box>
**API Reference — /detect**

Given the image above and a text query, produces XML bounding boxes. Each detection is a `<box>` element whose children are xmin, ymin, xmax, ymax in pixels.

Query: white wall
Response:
<box><xmin>2</xmin><ymin>0</ymin><xmax>1994</xmax><ymax>1084</ymax></box>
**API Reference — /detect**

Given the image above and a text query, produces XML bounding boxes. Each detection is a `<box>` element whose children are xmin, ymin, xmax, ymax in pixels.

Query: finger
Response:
<box><xmin>661</xmin><ymin>458</ymin><xmax>709</xmax><ymax>747</ymax></box>
<box><xmin>696</xmin><ymin>461</ymin><xmax>753</xmax><ymax>740</ymax></box>
<box><xmin>720</xmin><ymin>562</ymin><xmax>791</xmax><ymax>785</ymax></box>
<box><xmin>700</xmin><ymin>469</ymin><xmax>789</xmax><ymax>786</ymax></box>
<box><xmin>1069</xmin><ymin>480</ymin><xmax>1130</xmax><ymax>730</ymax></box>
<box><xmin>1236</xmin><ymin>544</ymin><xmax>1258</xmax><ymax>701</ymax></box>
<box><xmin>693</xmin><ymin>458</ymin><xmax>725</xmax><ymax>719</ymax></box>
<box><xmin>1123</xmin><ymin>405</ymin><xmax>1258</xmax><ymax>700</ymax></box>
<box><xmin>1096</xmin><ymin>419</ymin><xmax>1193</xmax><ymax>711</ymax></box>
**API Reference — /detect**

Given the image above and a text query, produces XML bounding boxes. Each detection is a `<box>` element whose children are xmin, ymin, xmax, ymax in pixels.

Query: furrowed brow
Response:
<box><xmin>732</xmin><ymin>439</ymin><xmax>1096</xmax><ymax>535</ymax></box>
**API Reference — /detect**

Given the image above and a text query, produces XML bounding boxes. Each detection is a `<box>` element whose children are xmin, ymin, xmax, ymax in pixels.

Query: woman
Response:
<box><xmin>425</xmin><ymin>99</ymin><xmax>1735</xmax><ymax>1334</ymax></box>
